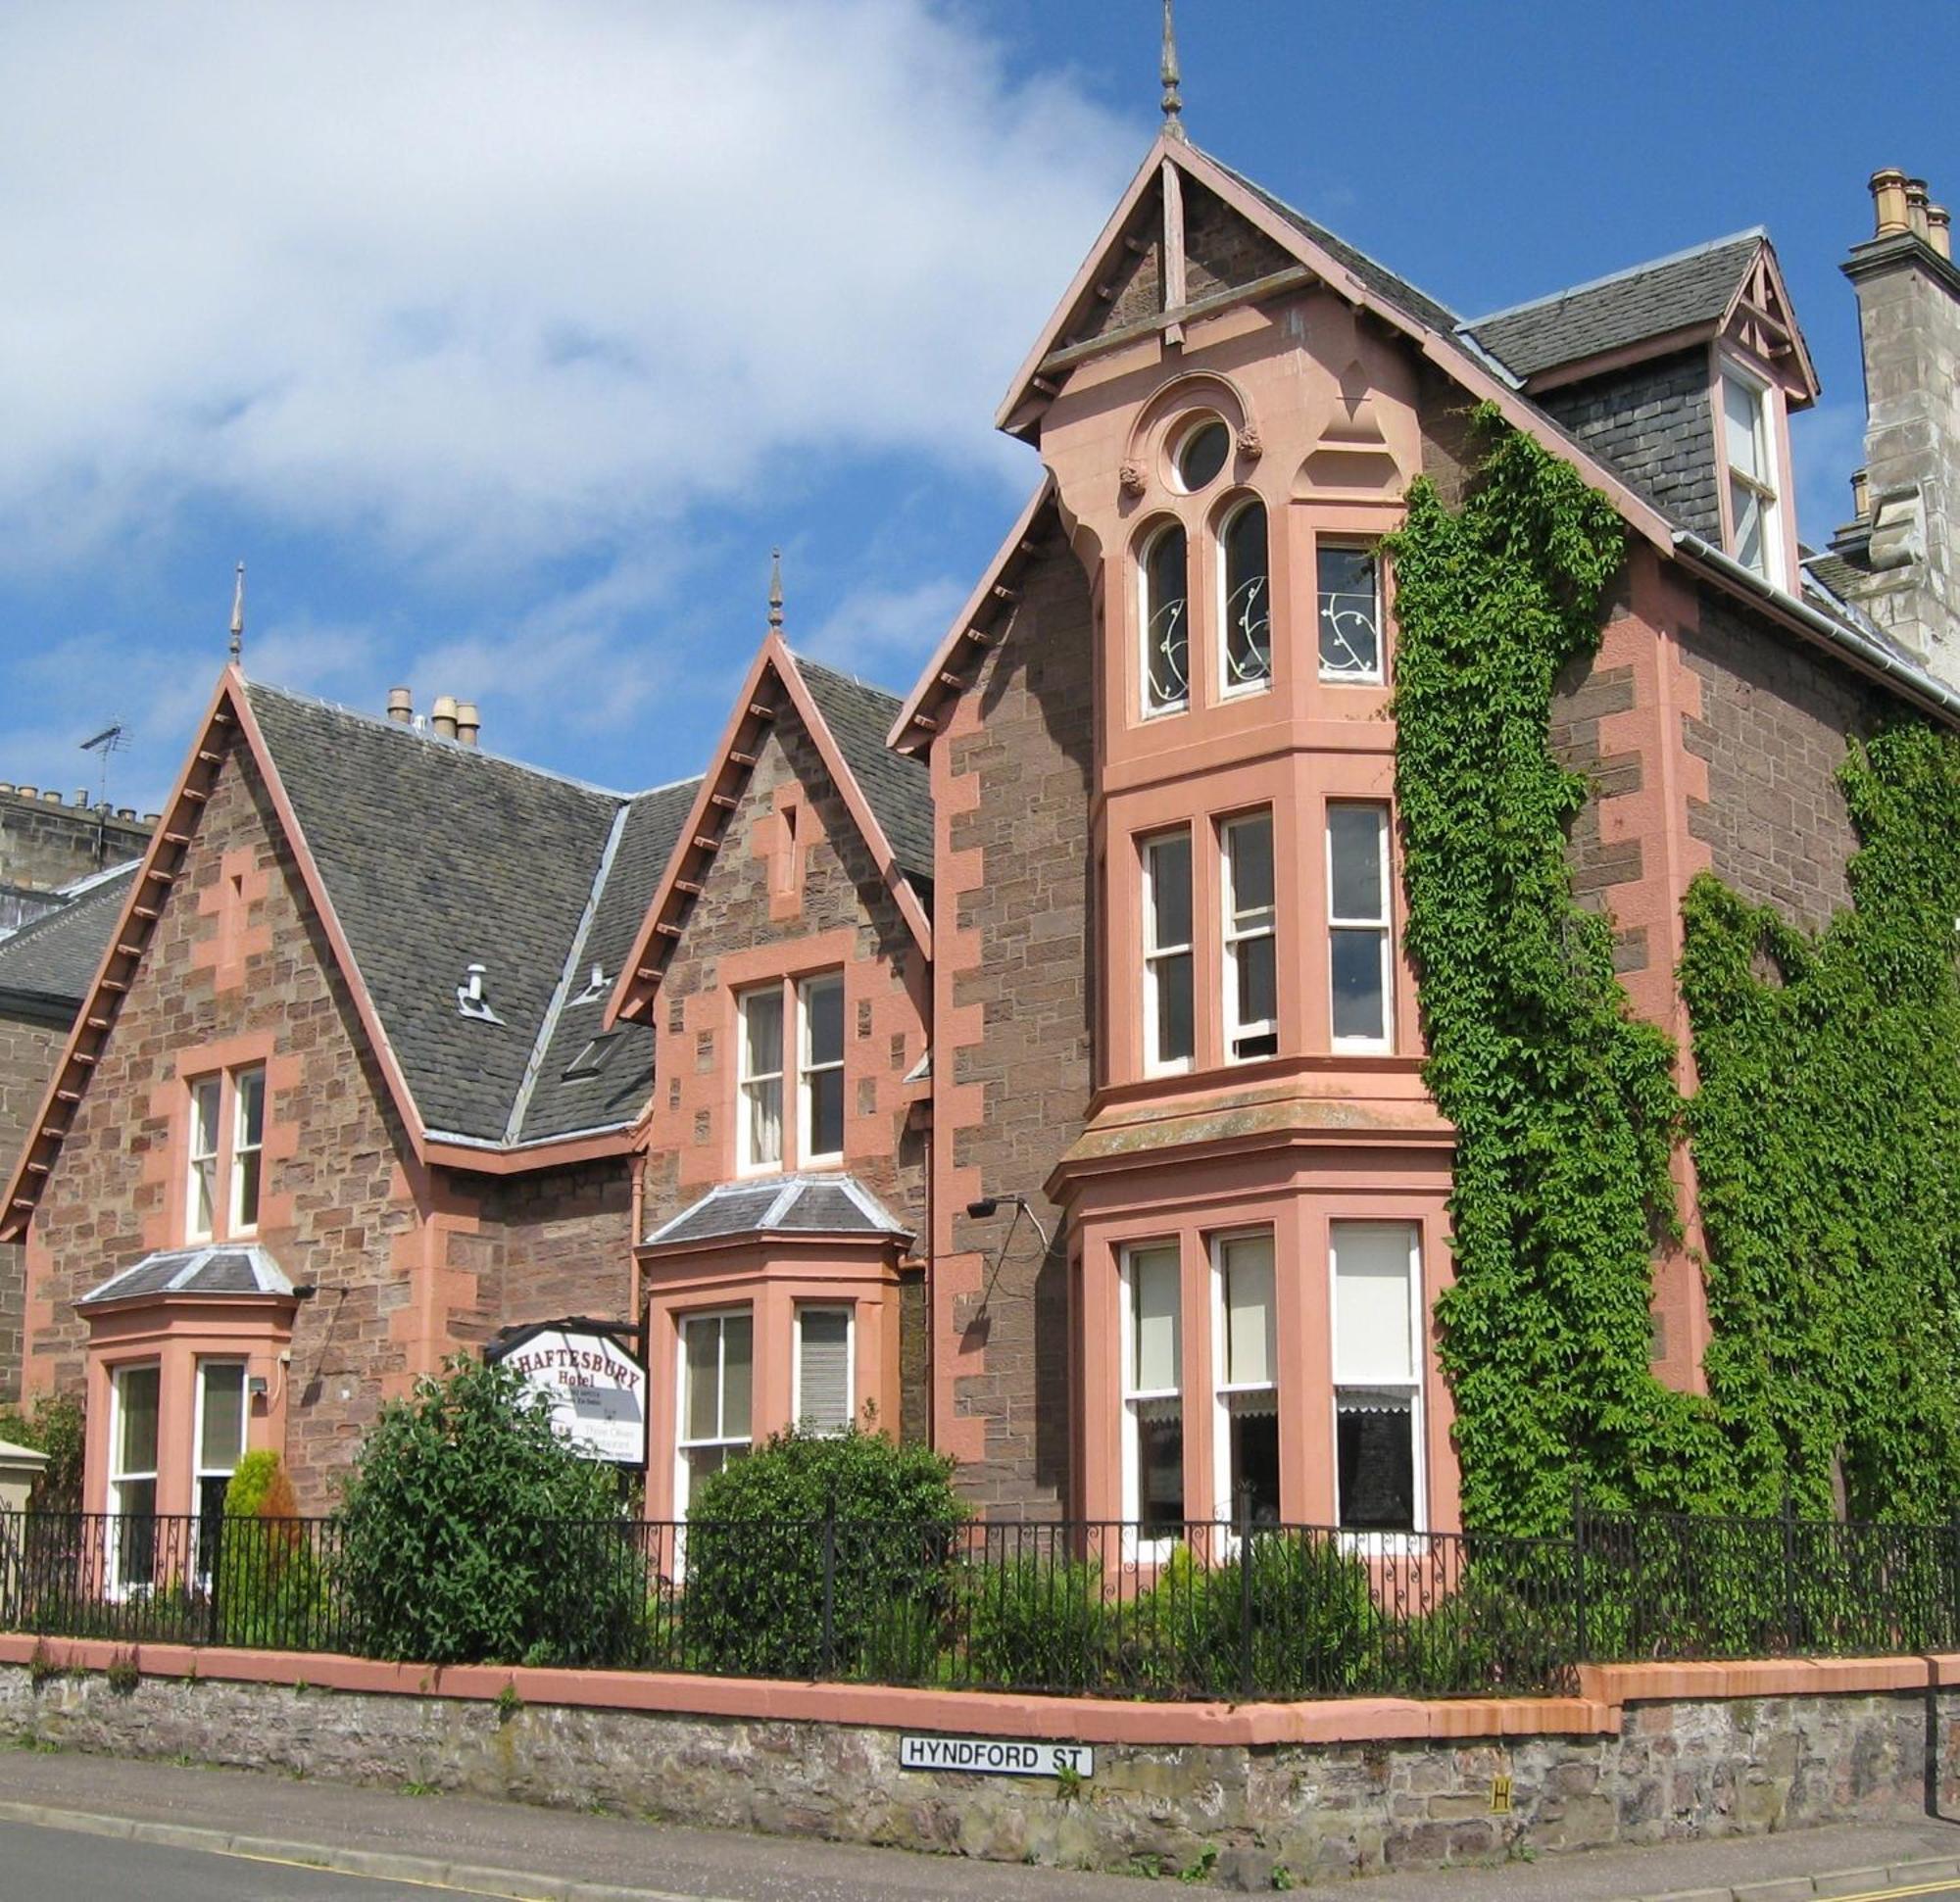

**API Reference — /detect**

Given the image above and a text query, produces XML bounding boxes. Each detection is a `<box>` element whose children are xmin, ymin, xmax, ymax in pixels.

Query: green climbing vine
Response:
<box><xmin>1681</xmin><ymin>724</ymin><xmax>1960</xmax><ymax>1522</ymax></box>
<box><xmin>1385</xmin><ymin>408</ymin><xmax>1729</xmax><ymax>1536</ymax></box>
<box><xmin>1390</xmin><ymin>403</ymin><xmax>1960</xmax><ymax>1534</ymax></box>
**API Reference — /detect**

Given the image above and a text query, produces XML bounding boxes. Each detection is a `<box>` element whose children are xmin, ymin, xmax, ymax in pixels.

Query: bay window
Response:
<box><xmin>1327</xmin><ymin>804</ymin><xmax>1393</xmax><ymax>1051</ymax></box>
<box><xmin>677</xmin><ymin>1309</ymin><xmax>754</xmax><ymax>1517</ymax></box>
<box><xmin>1213</xmin><ymin>1232</ymin><xmax>1280</xmax><ymax>1526</ymax></box>
<box><xmin>1141</xmin><ymin>523</ymin><xmax>1191</xmax><ymax>715</ymax></box>
<box><xmin>1722</xmin><ymin>368</ymin><xmax>1783</xmax><ymax>585</ymax></box>
<box><xmin>1317</xmin><ymin>545</ymin><xmax>1382</xmax><ymax>683</ymax></box>
<box><xmin>1123</xmin><ymin>1243</ymin><xmax>1185</xmax><ymax>1537</ymax></box>
<box><xmin>1331</xmin><ymin>1221</ymin><xmax>1423</xmax><ymax>1534</ymax></box>
<box><xmin>794</xmin><ymin>1305</ymin><xmax>853</xmax><ymax>1436</ymax></box>
<box><xmin>799</xmin><ymin>974</ymin><xmax>845</xmax><ymax>1165</ymax></box>
<box><xmin>1221</xmin><ymin>811</ymin><xmax>1277</xmax><ymax>1061</ymax></box>
<box><xmin>1219</xmin><ymin>499</ymin><xmax>1271</xmax><ymax>693</ymax></box>
<box><xmin>738</xmin><ymin>988</ymin><xmax>785</xmax><ymax>1171</ymax></box>
<box><xmin>185</xmin><ymin>1063</ymin><xmax>266</xmax><ymax>1244</ymax></box>
<box><xmin>1141</xmin><ymin>829</ymin><xmax>1195</xmax><ymax>1073</ymax></box>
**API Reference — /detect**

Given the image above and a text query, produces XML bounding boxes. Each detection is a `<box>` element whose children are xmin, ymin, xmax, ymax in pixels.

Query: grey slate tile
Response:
<box><xmin>0</xmin><ymin>863</ymin><xmax>139</xmax><ymax>1009</ymax></box>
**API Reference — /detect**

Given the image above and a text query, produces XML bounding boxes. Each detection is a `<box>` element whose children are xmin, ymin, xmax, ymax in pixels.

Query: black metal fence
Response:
<box><xmin>4</xmin><ymin>1504</ymin><xmax>1958</xmax><ymax>1700</ymax></box>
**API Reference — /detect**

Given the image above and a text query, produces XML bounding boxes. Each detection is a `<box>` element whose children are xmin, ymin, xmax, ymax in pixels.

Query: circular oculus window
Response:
<box><xmin>1171</xmin><ymin>416</ymin><xmax>1231</xmax><ymax>492</ymax></box>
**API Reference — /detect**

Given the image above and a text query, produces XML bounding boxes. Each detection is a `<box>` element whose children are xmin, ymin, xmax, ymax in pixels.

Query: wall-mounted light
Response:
<box><xmin>965</xmin><ymin>1194</ymin><xmax>1054</xmax><ymax>1253</ymax></box>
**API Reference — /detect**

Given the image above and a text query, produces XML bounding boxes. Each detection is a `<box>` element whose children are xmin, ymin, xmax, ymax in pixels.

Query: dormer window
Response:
<box><xmin>1721</xmin><ymin>368</ymin><xmax>1784</xmax><ymax>585</ymax></box>
<box><xmin>1219</xmin><ymin>499</ymin><xmax>1271</xmax><ymax>694</ymax></box>
<box><xmin>1141</xmin><ymin>522</ymin><xmax>1191</xmax><ymax>715</ymax></box>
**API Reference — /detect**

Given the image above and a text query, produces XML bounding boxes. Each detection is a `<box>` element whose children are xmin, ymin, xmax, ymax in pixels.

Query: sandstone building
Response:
<box><xmin>5</xmin><ymin>125</ymin><xmax>1956</xmax><ymax>1540</ymax></box>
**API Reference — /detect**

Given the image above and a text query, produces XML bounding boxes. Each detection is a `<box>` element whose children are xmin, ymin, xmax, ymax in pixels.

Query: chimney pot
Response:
<box><xmin>73</xmin><ymin>789</ymin><xmax>88</xmax><ymax>807</ymax></box>
<box><xmin>430</xmin><ymin>694</ymin><xmax>459</xmax><ymax>742</ymax></box>
<box><xmin>42</xmin><ymin>790</ymin><xmax>61</xmax><ymax>804</ymax></box>
<box><xmin>116</xmin><ymin>806</ymin><xmax>134</xmax><ymax>820</ymax></box>
<box><xmin>0</xmin><ymin>782</ymin><xmax>12</xmax><ymax>796</ymax></box>
<box><xmin>386</xmin><ymin>686</ymin><xmax>414</xmax><ymax>725</ymax></box>
<box><xmin>16</xmin><ymin>785</ymin><xmax>35</xmax><ymax>800</ymax></box>
<box><xmin>141</xmin><ymin>811</ymin><xmax>161</xmax><ymax>824</ymax></box>
<box><xmin>455</xmin><ymin>701</ymin><xmax>480</xmax><ymax>748</ymax></box>
<box><xmin>1906</xmin><ymin>177</ymin><xmax>1932</xmax><ymax>238</ymax></box>
<box><xmin>1930</xmin><ymin>206</ymin><xmax>1952</xmax><ymax>262</ymax></box>
<box><xmin>1872</xmin><ymin>168</ymin><xmax>1911</xmax><ymax>238</ymax></box>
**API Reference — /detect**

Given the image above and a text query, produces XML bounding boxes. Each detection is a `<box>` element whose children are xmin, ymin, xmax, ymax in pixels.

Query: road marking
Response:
<box><xmin>1775</xmin><ymin>1884</ymin><xmax>1960</xmax><ymax>1902</ymax></box>
<box><xmin>0</xmin><ymin>1800</ymin><xmax>748</xmax><ymax>1902</ymax></box>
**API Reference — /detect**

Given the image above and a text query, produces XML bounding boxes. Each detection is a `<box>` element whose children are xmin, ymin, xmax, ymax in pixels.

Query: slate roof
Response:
<box><xmin>793</xmin><ymin>654</ymin><xmax>934</xmax><ymax>888</ymax></box>
<box><xmin>644</xmin><ymin>1174</ymin><xmax>910</xmax><ymax>1248</ymax></box>
<box><xmin>1462</xmin><ymin>232</ymin><xmax>1764</xmax><ymax>382</ymax></box>
<box><xmin>244</xmin><ymin>682</ymin><xmax>695</xmax><ymax>1146</ymax></box>
<box><xmin>0</xmin><ymin>862</ymin><xmax>139</xmax><ymax>1010</ymax></box>
<box><xmin>78</xmin><ymin>1244</ymin><xmax>292</xmax><ymax>1307</ymax></box>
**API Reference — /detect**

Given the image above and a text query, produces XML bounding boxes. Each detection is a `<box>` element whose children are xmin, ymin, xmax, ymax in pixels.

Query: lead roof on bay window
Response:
<box><xmin>643</xmin><ymin>1173</ymin><xmax>911</xmax><ymax>1248</ymax></box>
<box><xmin>78</xmin><ymin>1244</ymin><xmax>293</xmax><ymax>1308</ymax></box>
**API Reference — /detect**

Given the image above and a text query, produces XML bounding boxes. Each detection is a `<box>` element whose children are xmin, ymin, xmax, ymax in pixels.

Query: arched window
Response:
<box><xmin>1141</xmin><ymin>523</ymin><xmax>1190</xmax><ymax>714</ymax></box>
<box><xmin>1219</xmin><ymin>498</ymin><xmax>1270</xmax><ymax>693</ymax></box>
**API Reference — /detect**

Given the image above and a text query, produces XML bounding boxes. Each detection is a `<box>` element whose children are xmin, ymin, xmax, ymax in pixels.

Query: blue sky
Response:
<box><xmin>1</xmin><ymin>0</ymin><xmax>1954</xmax><ymax>813</ymax></box>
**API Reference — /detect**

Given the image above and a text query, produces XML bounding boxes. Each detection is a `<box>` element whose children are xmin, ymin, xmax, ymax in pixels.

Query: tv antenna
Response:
<box><xmin>79</xmin><ymin>722</ymin><xmax>126</xmax><ymax>810</ymax></box>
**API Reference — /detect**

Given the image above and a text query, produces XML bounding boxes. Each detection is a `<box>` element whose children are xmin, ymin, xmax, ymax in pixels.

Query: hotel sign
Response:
<box><xmin>899</xmin><ymin>1734</ymin><xmax>1094</xmax><ymax>1779</ymax></box>
<box><xmin>488</xmin><ymin>1322</ymin><xmax>646</xmax><ymax>1466</ymax></box>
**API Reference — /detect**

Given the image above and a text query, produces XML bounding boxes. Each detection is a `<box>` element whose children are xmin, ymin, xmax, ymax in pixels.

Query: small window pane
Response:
<box><xmin>797</xmin><ymin>1309</ymin><xmax>852</xmax><ymax>1435</ymax></box>
<box><xmin>1337</xmin><ymin>1401</ymin><xmax>1415</xmax><ymax>1532</ymax></box>
<box><xmin>1149</xmin><ymin>832</ymin><xmax>1192</xmax><ymax>949</ymax></box>
<box><xmin>199</xmin><ymin>1362</ymin><xmax>246</xmax><ymax>1470</ymax></box>
<box><xmin>1724</xmin><ymin>376</ymin><xmax>1763</xmax><ymax>483</ymax></box>
<box><xmin>1222</xmin><ymin>500</ymin><xmax>1270</xmax><ymax>689</ymax></box>
<box><xmin>722</xmin><ymin>1314</ymin><xmax>754</xmax><ymax>1437</ymax></box>
<box><xmin>1236</xmin><ymin>936</ymin><xmax>1277</xmax><ymax>1039</ymax></box>
<box><xmin>1329</xmin><ymin>806</ymin><xmax>1385</xmax><ymax>921</ymax></box>
<box><xmin>743</xmin><ymin>991</ymin><xmax>783</xmax><ymax>1078</ymax></box>
<box><xmin>235</xmin><ymin>1068</ymin><xmax>265</xmax><ymax>1148</ymax></box>
<box><xmin>1226</xmin><ymin>814</ymin><xmax>1273</xmax><ymax>915</ymax></box>
<box><xmin>1144</xmin><ymin>526</ymin><xmax>1190</xmax><ymax>710</ymax></box>
<box><xmin>1130</xmin><ymin>1244</ymin><xmax>1182</xmax><ymax>1394</ymax></box>
<box><xmin>684</xmin><ymin>1319</ymin><xmax>721</xmax><ymax>1441</ymax></box>
<box><xmin>1318</xmin><ymin>547</ymin><xmax>1381</xmax><ymax>680</ymax></box>
<box><xmin>1230</xmin><ymin>1412</ymin><xmax>1281</xmax><ymax>1526</ymax></box>
<box><xmin>804</xmin><ymin>978</ymin><xmax>843</xmax><ymax>1067</ymax></box>
<box><xmin>1333</xmin><ymin>1221</ymin><xmax>1417</xmax><ymax>1384</ymax></box>
<box><xmin>1138</xmin><ymin>1407</ymin><xmax>1186</xmax><ymax>1532</ymax></box>
<box><xmin>1176</xmin><ymin>418</ymin><xmax>1230</xmax><ymax>491</ymax></box>
<box><xmin>117</xmin><ymin>1365</ymin><xmax>160</xmax><ymax>1475</ymax></box>
<box><xmin>1732</xmin><ymin>480</ymin><xmax>1765</xmax><ymax>574</ymax></box>
<box><xmin>1220</xmin><ymin>1234</ymin><xmax>1276</xmax><ymax>1389</ymax></box>
<box><xmin>1331</xmin><ymin>932</ymin><xmax>1386</xmax><ymax>1043</ymax></box>
<box><xmin>807</xmin><ymin>1068</ymin><xmax>844</xmax><ymax>1158</ymax></box>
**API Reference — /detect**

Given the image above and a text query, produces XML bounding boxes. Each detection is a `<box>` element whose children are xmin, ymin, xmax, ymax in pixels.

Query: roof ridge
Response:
<box><xmin>1462</xmin><ymin>228</ymin><xmax>1767</xmax><ymax>330</ymax></box>
<box><xmin>57</xmin><ymin>857</ymin><xmax>144</xmax><ymax>900</ymax></box>
<box><xmin>241</xmin><ymin>677</ymin><xmax>639</xmax><ymax>804</ymax></box>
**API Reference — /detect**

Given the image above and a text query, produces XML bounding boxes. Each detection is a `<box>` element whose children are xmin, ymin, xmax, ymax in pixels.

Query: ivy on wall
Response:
<box><xmin>1390</xmin><ymin>404</ymin><xmax>1960</xmax><ymax>1534</ymax></box>
<box><xmin>1681</xmin><ymin>725</ymin><xmax>1960</xmax><ymax>1522</ymax></box>
<box><xmin>1385</xmin><ymin>408</ymin><xmax>1728</xmax><ymax>1536</ymax></box>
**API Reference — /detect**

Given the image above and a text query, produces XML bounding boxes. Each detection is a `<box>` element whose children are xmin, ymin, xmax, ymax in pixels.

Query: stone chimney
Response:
<box><xmin>1831</xmin><ymin>166</ymin><xmax>1960</xmax><ymax>684</ymax></box>
<box><xmin>386</xmin><ymin>686</ymin><xmax>414</xmax><ymax>725</ymax></box>
<box><xmin>429</xmin><ymin>694</ymin><xmax>459</xmax><ymax>742</ymax></box>
<box><xmin>455</xmin><ymin>701</ymin><xmax>480</xmax><ymax>748</ymax></box>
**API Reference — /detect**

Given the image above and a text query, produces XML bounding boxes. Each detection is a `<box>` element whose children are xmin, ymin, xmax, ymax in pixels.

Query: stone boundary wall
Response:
<box><xmin>2</xmin><ymin>1637</ymin><xmax>1957</xmax><ymax>1886</ymax></box>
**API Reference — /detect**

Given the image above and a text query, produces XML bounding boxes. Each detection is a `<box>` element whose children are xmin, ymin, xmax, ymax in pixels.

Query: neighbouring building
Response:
<box><xmin>5</xmin><ymin>111</ymin><xmax>1958</xmax><ymax>1545</ymax></box>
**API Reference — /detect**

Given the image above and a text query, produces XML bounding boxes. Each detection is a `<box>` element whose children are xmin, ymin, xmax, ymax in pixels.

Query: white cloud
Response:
<box><xmin>0</xmin><ymin>0</ymin><xmax>1135</xmax><ymax>577</ymax></box>
<box><xmin>797</xmin><ymin>573</ymin><xmax>968</xmax><ymax>678</ymax></box>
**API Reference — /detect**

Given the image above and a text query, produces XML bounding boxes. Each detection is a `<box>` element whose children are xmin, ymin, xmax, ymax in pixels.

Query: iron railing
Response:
<box><xmin>4</xmin><ymin>1504</ymin><xmax>1957</xmax><ymax>1700</ymax></box>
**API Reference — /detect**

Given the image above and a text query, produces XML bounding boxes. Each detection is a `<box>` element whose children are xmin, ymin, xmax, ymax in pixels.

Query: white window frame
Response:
<box><xmin>186</xmin><ymin>1075</ymin><xmax>221</xmax><ymax>1244</ymax></box>
<box><xmin>1221</xmin><ymin>810</ymin><xmax>1277</xmax><ymax>1063</ymax></box>
<box><xmin>229</xmin><ymin>1065</ymin><xmax>265</xmax><ymax>1237</ymax></box>
<box><xmin>107</xmin><ymin>1360</ymin><xmax>161</xmax><ymax>1597</ymax></box>
<box><xmin>674</xmin><ymin>1307</ymin><xmax>754</xmax><ymax>1521</ymax></box>
<box><xmin>1327</xmin><ymin>803</ymin><xmax>1395</xmax><ymax>1054</ymax></box>
<box><xmin>1217</xmin><ymin>495</ymin><xmax>1272</xmax><ymax>698</ymax></box>
<box><xmin>797</xmin><ymin>972</ymin><xmax>846</xmax><ymax>1168</ymax></box>
<box><xmin>1720</xmin><ymin>363</ymin><xmax>1785</xmax><ymax>588</ymax></box>
<box><xmin>1120</xmin><ymin>1241</ymin><xmax>1185</xmax><ymax>1561</ymax></box>
<box><xmin>1329</xmin><ymin>1220</ymin><xmax>1427</xmax><ymax>1545</ymax></box>
<box><xmin>1210</xmin><ymin>1230</ymin><xmax>1279</xmax><ymax>1530</ymax></box>
<box><xmin>1140</xmin><ymin>521</ymin><xmax>1191</xmax><ymax>717</ymax></box>
<box><xmin>792</xmin><ymin>1303</ymin><xmax>855</xmax><ymax>1437</ymax></box>
<box><xmin>1316</xmin><ymin>542</ymin><xmax>1385</xmax><ymax>685</ymax></box>
<box><xmin>736</xmin><ymin>986</ymin><xmax>786</xmax><ymax>1175</ymax></box>
<box><xmin>191</xmin><ymin>1357</ymin><xmax>247</xmax><ymax>1585</ymax></box>
<box><xmin>1141</xmin><ymin>828</ymin><xmax>1195</xmax><ymax>1077</ymax></box>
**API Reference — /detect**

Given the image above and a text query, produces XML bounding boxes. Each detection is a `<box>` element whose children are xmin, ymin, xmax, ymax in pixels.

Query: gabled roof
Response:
<box><xmin>609</xmin><ymin>633</ymin><xmax>931</xmax><ymax>1029</ymax></box>
<box><xmin>0</xmin><ymin>862</ymin><xmax>140</xmax><ymax>1014</ymax></box>
<box><xmin>1463</xmin><ymin>232</ymin><xmax>1768</xmax><ymax>381</ymax></box>
<box><xmin>643</xmin><ymin>1173</ymin><xmax>909</xmax><ymax>1248</ymax></box>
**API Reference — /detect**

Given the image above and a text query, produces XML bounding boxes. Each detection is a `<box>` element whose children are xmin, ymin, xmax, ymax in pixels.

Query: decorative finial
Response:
<box><xmin>228</xmin><ymin>561</ymin><xmax>245</xmax><ymax>662</ymax></box>
<box><xmin>1160</xmin><ymin>0</ymin><xmax>1185</xmax><ymax>138</ymax></box>
<box><xmin>767</xmin><ymin>547</ymin><xmax>784</xmax><ymax>633</ymax></box>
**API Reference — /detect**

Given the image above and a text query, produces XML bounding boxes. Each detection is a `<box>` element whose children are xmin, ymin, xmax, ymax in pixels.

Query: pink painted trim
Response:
<box><xmin>12</xmin><ymin>1634</ymin><xmax>1958</xmax><ymax>1746</ymax></box>
<box><xmin>1714</xmin><ymin>237</ymin><xmax>1821</xmax><ymax>404</ymax></box>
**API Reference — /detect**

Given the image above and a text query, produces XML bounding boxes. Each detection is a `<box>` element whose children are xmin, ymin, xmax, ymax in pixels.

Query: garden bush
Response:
<box><xmin>681</xmin><ymin>1426</ymin><xmax>964</xmax><ymax>1679</ymax></box>
<box><xmin>956</xmin><ymin>1551</ymin><xmax>1110</xmax><ymax>1691</ymax></box>
<box><xmin>0</xmin><ymin>1391</ymin><xmax>84</xmax><ymax>1512</ymax></box>
<box><xmin>337</xmin><ymin>1355</ymin><xmax>644</xmax><ymax>1666</ymax></box>
<box><xmin>214</xmin><ymin>1453</ymin><xmax>331</xmax><ymax>1649</ymax></box>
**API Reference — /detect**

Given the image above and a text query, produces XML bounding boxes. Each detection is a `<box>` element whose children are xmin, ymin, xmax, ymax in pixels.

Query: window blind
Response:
<box><xmin>1130</xmin><ymin>1245</ymin><xmax>1182</xmax><ymax>1394</ymax></box>
<box><xmin>797</xmin><ymin>1309</ymin><xmax>852</xmax><ymax>1434</ymax></box>
<box><xmin>1332</xmin><ymin>1221</ymin><xmax>1416</xmax><ymax>1384</ymax></box>
<box><xmin>1220</xmin><ymin>1234</ymin><xmax>1275</xmax><ymax>1388</ymax></box>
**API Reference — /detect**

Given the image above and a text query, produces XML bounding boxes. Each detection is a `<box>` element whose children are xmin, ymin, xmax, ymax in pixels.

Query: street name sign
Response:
<box><xmin>898</xmin><ymin>1734</ymin><xmax>1094</xmax><ymax>1779</ymax></box>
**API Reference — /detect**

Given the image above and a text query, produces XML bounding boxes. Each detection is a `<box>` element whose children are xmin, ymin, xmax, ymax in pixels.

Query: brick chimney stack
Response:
<box><xmin>1829</xmin><ymin>167</ymin><xmax>1960</xmax><ymax>684</ymax></box>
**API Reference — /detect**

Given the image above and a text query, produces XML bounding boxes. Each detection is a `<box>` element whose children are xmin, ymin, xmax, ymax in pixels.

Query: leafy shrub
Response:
<box><xmin>682</xmin><ymin>1426</ymin><xmax>965</xmax><ymax>1679</ymax></box>
<box><xmin>956</xmin><ymin>1552</ymin><xmax>1111</xmax><ymax>1691</ymax></box>
<box><xmin>0</xmin><ymin>1391</ymin><xmax>85</xmax><ymax>1512</ymax></box>
<box><xmin>214</xmin><ymin>1454</ymin><xmax>329</xmax><ymax>1650</ymax></box>
<box><xmin>1397</xmin><ymin>1564</ymin><xmax>1572</xmax><ymax>1693</ymax></box>
<box><xmin>337</xmin><ymin>1355</ymin><xmax>643</xmax><ymax>1666</ymax></box>
<box><xmin>221</xmin><ymin>1449</ymin><xmax>284</xmax><ymax>1519</ymax></box>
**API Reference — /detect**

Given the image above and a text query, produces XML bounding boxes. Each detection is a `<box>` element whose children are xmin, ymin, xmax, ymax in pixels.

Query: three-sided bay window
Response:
<box><xmin>1331</xmin><ymin>1220</ymin><xmax>1423</xmax><ymax>1534</ymax></box>
<box><xmin>1141</xmin><ymin>830</ymin><xmax>1195</xmax><ymax>1073</ymax></box>
<box><xmin>1221</xmin><ymin>811</ymin><xmax>1277</xmax><ymax>1061</ymax></box>
<box><xmin>1123</xmin><ymin>1243</ymin><xmax>1185</xmax><ymax>1536</ymax></box>
<box><xmin>1327</xmin><ymin>804</ymin><xmax>1393</xmax><ymax>1051</ymax></box>
<box><xmin>1213</xmin><ymin>1232</ymin><xmax>1280</xmax><ymax>1526</ymax></box>
<box><xmin>1141</xmin><ymin>523</ymin><xmax>1191</xmax><ymax>715</ymax></box>
<box><xmin>186</xmin><ymin>1063</ymin><xmax>266</xmax><ymax>1243</ymax></box>
<box><xmin>677</xmin><ymin>1308</ymin><xmax>754</xmax><ymax>1516</ymax></box>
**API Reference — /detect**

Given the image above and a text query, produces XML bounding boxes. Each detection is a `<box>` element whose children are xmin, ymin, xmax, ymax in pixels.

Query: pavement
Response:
<box><xmin>1</xmin><ymin>1747</ymin><xmax>1959</xmax><ymax>1900</ymax></box>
